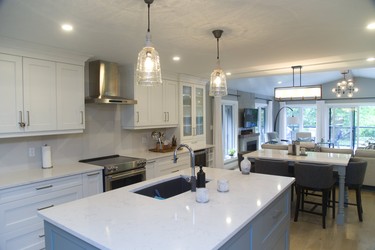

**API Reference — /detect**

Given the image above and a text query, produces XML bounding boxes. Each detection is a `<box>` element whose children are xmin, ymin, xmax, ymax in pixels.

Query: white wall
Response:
<box><xmin>0</xmin><ymin>105</ymin><xmax>178</xmax><ymax>169</ymax></box>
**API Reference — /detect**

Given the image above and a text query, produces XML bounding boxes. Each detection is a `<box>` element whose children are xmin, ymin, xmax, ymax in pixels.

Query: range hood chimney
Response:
<box><xmin>86</xmin><ymin>60</ymin><xmax>137</xmax><ymax>104</ymax></box>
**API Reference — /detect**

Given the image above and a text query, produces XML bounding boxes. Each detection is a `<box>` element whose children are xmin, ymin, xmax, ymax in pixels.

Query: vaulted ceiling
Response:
<box><xmin>0</xmin><ymin>0</ymin><xmax>374</xmax><ymax>95</ymax></box>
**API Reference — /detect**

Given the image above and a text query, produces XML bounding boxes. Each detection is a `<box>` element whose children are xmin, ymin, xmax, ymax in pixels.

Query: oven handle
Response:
<box><xmin>106</xmin><ymin>168</ymin><xmax>145</xmax><ymax>181</ymax></box>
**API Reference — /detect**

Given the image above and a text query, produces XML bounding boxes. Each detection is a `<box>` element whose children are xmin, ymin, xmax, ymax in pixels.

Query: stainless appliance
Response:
<box><xmin>194</xmin><ymin>149</ymin><xmax>207</xmax><ymax>167</ymax></box>
<box><xmin>80</xmin><ymin>155</ymin><xmax>146</xmax><ymax>192</ymax></box>
<box><xmin>86</xmin><ymin>60</ymin><xmax>137</xmax><ymax>105</ymax></box>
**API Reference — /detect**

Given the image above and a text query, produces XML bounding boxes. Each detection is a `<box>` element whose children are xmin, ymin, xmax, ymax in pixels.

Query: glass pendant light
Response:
<box><xmin>136</xmin><ymin>0</ymin><xmax>162</xmax><ymax>86</ymax></box>
<box><xmin>209</xmin><ymin>29</ymin><xmax>228</xmax><ymax>97</ymax></box>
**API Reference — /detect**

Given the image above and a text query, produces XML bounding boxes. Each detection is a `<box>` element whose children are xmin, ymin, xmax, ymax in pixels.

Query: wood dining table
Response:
<box><xmin>243</xmin><ymin>149</ymin><xmax>351</xmax><ymax>225</ymax></box>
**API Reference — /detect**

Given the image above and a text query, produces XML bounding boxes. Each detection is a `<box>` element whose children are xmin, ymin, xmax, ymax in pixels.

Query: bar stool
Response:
<box><xmin>294</xmin><ymin>162</ymin><xmax>336</xmax><ymax>229</ymax></box>
<box><xmin>343</xmin><ymin>158</ymin><xmax>367</xmax><ymax>221</ymax></box>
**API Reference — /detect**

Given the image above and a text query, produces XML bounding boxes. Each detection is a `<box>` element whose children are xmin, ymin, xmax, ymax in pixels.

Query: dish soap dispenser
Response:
<box><xmin>197</xmin><ymin>165</ymin><xmax>206</xmax><ymax>188</ymax></box>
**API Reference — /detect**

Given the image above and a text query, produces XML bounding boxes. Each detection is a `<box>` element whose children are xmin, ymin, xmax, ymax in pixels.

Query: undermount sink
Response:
<box><xmin>132</xmin><ymin>175</ymin><xmax>210</xmax><ymax>200</ymax></box>
<box><xmin>132</xmin><ymin>176</ymin><xmax>192</xmax><ymax>200</ymax></box>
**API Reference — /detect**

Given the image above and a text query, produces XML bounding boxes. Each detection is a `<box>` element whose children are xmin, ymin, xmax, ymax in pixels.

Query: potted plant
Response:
<box><xmin>228</xmin><ymin>149</ymin><xmax>236</xmax><ymax>157</ymax></box>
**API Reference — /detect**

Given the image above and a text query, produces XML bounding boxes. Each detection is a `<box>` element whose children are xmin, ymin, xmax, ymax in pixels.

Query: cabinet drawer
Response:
<box><xmin>0</xmin><ymin>186</ymin><xmax>82</xmax><ymax>233</ymax></box>
<box><xmin>252</xmin><ymin>191</ymin><xmax>289</xmax><ymax>243</ymax></box>
<box><xmin>0</xmin><ymin>222</ymin><xmax>45</xmax><ymax>250</ymax></box>
<box><xmin>0</xmin><ymin>175</ymin><xmax>82</xmax><ymax>204</ymax></box>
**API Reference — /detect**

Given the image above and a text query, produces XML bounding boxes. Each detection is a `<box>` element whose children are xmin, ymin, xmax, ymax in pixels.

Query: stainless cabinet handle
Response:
<box><xmin>38</xmin><ymin>234</ymin><xmax>45</xmax><ymax>238</ymax></box>
<box><xmin>37</xmin><ymin>204</ymin><xmax>54</xmax><ymax>211</ymax></box>
<box><xmin>171</xmin><ymin>169</ymin><xmax>179</xmax><ymax>173</ymax></box>
<box><xmin>136</xmin><ymin>112</ymin><xmax>140</xmax><ymax>123</ymax></box>
<box><xmin>164</xmin><ymin>112</ymin><xmax>167</xmax><ymax>122</ymax></box>
<box><xmin>18</xmin><ymin>111</ymin><xmax>25</xmax><ymax>128</ymax></box>
<box><xmin>87</xmin><ymin>172</ymin><xmax>100</xmax><ymax>177</ymax></box>
<box><xmin>27</xmin><ymin>111</ymin><xmax>30</xmax><ymax>126</ymax></box>
<box><xmin>36</xmin><ymin>184</ymin><xmax>53</xmax><ymax>190</ymax></box>
<box><xmin>80</xmin><ymin>111</ymin><xmax>84</xmax><ymax>124</ymax></box>
<box><xmin>147</xmin><ymin>160</ymin><xmax>156</xmax><ymax>164</ymax></box>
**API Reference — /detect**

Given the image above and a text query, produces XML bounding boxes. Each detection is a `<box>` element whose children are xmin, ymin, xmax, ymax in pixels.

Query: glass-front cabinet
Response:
<box><xmin>180</xmin><ymin>83</ymin><xmax>206</xmax><ymax>144</ymax></box>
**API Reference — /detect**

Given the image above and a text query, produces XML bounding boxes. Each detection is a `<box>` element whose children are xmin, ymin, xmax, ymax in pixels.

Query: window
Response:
<box><xmin>286</xmin><ymin>105</ymin><xmax>317</xmax><ymax>141</ymax></box>
<box><xmin>255</xmin><ymin>104</ymin><xmax>268</xmax><ymax>144</ymax></box>
<box><xmin>222</xmin><ymin>100</ymin><xmax>238</xmax><ymax>161</ymax></box>
<box><xmin>328</xmin><ymin>105</ymin><xmax>375</xmax><ymax>149</ymax></box>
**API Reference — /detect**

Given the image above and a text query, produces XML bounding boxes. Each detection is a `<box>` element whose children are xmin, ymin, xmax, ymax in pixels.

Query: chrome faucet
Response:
<box><xmin>173</xmin><ymin>144</ymin><xmax>196</xmax><ymax>192</ymax></box>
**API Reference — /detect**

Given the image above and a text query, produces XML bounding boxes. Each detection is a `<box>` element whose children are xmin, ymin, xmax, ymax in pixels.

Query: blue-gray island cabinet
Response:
<box><xmin>39</xmin><ymin>168</ymin><xmax>294</xmax><ymax>250</ymax></box>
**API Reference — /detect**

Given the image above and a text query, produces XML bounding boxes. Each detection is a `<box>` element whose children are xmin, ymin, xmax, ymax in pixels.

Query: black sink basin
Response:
<box><xmin>133</xmin><ymin>176</ymin><xmax>192</xmax><ymax>200</ymax></box>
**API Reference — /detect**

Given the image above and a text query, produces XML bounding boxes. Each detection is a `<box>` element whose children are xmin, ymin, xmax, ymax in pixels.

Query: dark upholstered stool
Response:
<box><xmin>343</xmin><ymin>158</ymin><xmax>367</xmax><ymax>222</ymax></box>
<box><xmin>294</xmin><ymin>162</ymin><xmax>336</xmax><ymax>229</ymax></box>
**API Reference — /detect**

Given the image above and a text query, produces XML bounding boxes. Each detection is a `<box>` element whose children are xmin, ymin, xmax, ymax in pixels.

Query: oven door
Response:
<box><xmin>104</xmin><ymin>167</ymin><xmax>146</xmax><ymax>191</ymax></box>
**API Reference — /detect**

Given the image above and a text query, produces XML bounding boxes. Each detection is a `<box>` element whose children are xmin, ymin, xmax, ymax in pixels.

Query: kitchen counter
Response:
<box><xmin>0</xmin><ymin>163</ymin><xmax>103</xmax><ymax>190</ymax></box>
<box><xmin>38</xmin><ymin>167</ymin><xmax>294</xmax><ymax>250</ymax></box>
<box><xmin>122</xmin><ymin>144</ymin><xmax>214</xmax><ymax>161</ymax></box>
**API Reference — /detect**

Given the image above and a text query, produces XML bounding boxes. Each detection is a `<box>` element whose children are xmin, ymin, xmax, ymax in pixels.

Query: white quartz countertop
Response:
<box><xmin>122</xmin><ymin>144</ymin><xmax>215</xmax><ymax>161</ymax></box>
<box><xmin>244</xmin><ymin>149</ymin><xmax>351</xmax><ymax>166</ymax></box>
<box><xmin>0</xmin><ymin>163</ymin><xmax>103</xmax><ymax>190</ymax></box>
<box><xmin>38</xmin><ymin>167</ymin><xmax>294</xmax><ymax>250</ymax></box>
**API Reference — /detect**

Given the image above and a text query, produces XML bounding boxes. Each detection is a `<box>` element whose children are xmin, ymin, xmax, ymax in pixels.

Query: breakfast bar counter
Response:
<box><xmin>38</xmin><ymin>167</ymin><xmax>294</xmax><ymax>250</ymax></box>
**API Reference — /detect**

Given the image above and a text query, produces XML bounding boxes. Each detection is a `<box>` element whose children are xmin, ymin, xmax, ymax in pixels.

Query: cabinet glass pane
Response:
<box><xmin>195</xmin><ymin>87</ymin><xmax>204</xmax><ymax>136</ymax></box>
<box><xmin>183</xmin><ymin>86</ymin><xmax>192</xmax><ymax>136</ymax></box>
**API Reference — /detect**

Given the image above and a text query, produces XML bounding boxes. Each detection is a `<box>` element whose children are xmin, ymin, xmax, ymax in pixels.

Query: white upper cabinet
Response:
<box><xmin>122</xmin><ymin>68</ymin><xmax>179</xmax><ymax>129</ymax></box>
<box><xmin>23</xmin><ymin>57</ymin><xmax>57</xmax><ymax>132</ymax></box>
<box><xmin>180</xmin><ymin>82</ymin><xmax>206</xmax><ymax>145</ymax></box>
<box><xmin>0</xmin><ymin>52</ymin><xmax>86</xmax><ymax>138</ymax></box>
<box><xmin>56</xmin><ymin>63</ymin><xmax>85</xmax><ymax>130</ymax></box>
<box><xmin>0</xmin><ymin>54</ymin><xmax>23</xmax><ymax>133</ymax></box>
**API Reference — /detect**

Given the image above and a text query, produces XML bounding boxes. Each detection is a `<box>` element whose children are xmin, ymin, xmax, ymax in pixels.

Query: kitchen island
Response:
<box><xmin>38</xmin><ymin>167</ymin><xmax>294</xmax><ymax>250</ymax></box>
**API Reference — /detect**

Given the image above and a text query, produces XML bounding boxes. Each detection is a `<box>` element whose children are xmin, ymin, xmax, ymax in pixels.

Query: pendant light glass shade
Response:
<box><xmin>136</xmin><ymin>33</ymin><xmax>162</xmax><ymax>86</ymax></box>
<box><xmin>136</xmin><ymin>0</ymin><xmax>162</xmax><ymax>86</ymax></box>
<box><xmin>209</xmin><ymin>30</ymin><xmax>227</xmax><ymax>97</ymax></box>
<box><xmin>209</xmin><ymin>61</ymin><xmax>227</xmax><ymax>96</ymax></box>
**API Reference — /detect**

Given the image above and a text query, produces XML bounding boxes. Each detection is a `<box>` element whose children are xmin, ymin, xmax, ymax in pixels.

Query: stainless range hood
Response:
<box><xmin>86</xmin><ymin>60</ymin><xmax>137</xmax><ymax>104</ymax></box>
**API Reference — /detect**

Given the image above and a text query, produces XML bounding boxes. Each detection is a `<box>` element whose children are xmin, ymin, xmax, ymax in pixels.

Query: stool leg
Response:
<box><xmin>332</xmin><ymin>186</ymin><xmax>335</xmax><ymax>219</ymax></box>
<box><xmin>294</xmin><ymin>186</ymin><xmax>301</xmax><ymax>222</ymax></box>
<box><xmin>322</xmin><ymin>191</ymin><xmax>327</xmax><ymax>229</ymax></box>
<box><xmin>356</xmin><ymin>188</ymin><xmax>363</xmax><ymax>222</ymax></box>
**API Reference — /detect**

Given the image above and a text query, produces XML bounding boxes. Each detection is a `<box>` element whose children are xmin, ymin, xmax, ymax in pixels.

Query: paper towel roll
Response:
<box><xmin>42</xmin><ymin>145</ymin><xmax>53</xmax><ymax>169</ymax></box>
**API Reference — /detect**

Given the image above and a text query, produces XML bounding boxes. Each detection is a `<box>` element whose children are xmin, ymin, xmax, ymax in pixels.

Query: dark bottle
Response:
<box><xmin>196</xmin><ymin>165</ymin><xmax>206</xmax><ymax>188</ymax></box>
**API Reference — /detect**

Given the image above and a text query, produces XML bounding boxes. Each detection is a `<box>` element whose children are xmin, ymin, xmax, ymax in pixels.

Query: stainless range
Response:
<box><xmin>79</xmin><ymin>155</ymin><xmax>147</xmax><ymax>192</ymax></box>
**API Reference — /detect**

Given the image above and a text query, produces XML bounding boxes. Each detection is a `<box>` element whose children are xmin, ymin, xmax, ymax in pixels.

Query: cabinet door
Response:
<box><xmin>23</xmin><ymin>58</ymin><xmax>57</xmax><ymax>131</ymax></box>
<box><xmin>0</xmin><ymin>54</ymin><xmax>23</xmax><ymax>133</ymax></box>
<box><xmin>145</xmin><ymin>161</ymin><xmax>156</xmax><ymax>180</ymax></box>
<box><xmin>181</xmin><ymin>84</ymin><xmax>193</xmax><ymax>139</ymax></box>
<box><xmin>163</xmin><ymin>80</ymin><xmax>178</xmax><ymax>125</ymax></box>
<box><xmin>82</xmin><ymin>171</ymin><xmax>103</xmax><ymax>197</ymax></box>
<box><xmin>56</xmin><ymin>63</ymin><xmax>85</xmax><ymax>130</ymax></box>
<box><xmin>133</xmin><ymin>84</ymin><xmax>149</xmax><ymax>126</ymax></box>
<box><xmin>194</xmin><ymin>86</ymin><xmax>205</xmax><ymax>138</ymax></box>
<box><xmin>148</xmin><ymin>84</ymin><xmax>164</xmax><ymax>125</ymax></box>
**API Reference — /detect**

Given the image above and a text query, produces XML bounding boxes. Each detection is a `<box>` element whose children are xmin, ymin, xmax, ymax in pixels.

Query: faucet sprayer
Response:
<box><xmin>173</xmin><ymin>144</ymin><xmax>196</xmax><ymax>192</ymax></box>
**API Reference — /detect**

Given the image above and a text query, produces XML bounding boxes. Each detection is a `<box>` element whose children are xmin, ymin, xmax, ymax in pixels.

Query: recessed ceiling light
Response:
<box><xmin>367</xmin><ymin>57</ymin><xmax>375</xmax><ymax>62</ymax></box>
<box><xmin>366</xmin><ymin>23</ymin><xmax>375</xmax><ymax>30</ymax></box>
<box><xmin>226</xmin><ymin>72</ymin><xmax>232</xmax><ymax>76</ymax></box>
<box><xmin>61</xmin><ymin>24</ymin><xmax>73</xmax><ymax>32</ymax></box>
<box><xmin>277</xmin><ymin>81</ymin><xmax>282</xmax><ymax>84</ymax></box>
<box><xmin>172</xmin><ymin>56</ymin><xmax>180</xmax><ymax>61</ymax></box>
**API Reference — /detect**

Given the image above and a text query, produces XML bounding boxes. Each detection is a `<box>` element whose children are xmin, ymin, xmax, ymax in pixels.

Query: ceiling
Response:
<box><xmin>0</xmin><ymin>0</ymin><xmax>374</xmax><ymax>96</ymax></box>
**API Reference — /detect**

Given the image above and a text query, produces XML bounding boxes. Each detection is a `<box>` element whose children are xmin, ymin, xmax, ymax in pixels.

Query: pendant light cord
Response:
<box><xmin>147</xmin><ymin>3</ymin><xmax>151</xmax><ymax>32</ymax></box>
<box><xmin>216</xmin><ymin>38</ymin><xmax>220</xmax><ymax>60</ymax></box>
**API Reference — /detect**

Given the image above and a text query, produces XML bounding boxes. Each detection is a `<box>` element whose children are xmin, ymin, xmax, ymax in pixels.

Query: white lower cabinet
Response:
<box><xmin>82</xmin><ymin>171</ymin><xmax>103</xmax><ymax>197</ymax></box>
<box><xmin>0</xmin><ymin>171</ymin><xmax>102</xmax><ymax>250</ymax></box>
<box><xmin>154</xmin><ymin>153</ymin><xmax>190</xmax><ymax>178</ymax></box>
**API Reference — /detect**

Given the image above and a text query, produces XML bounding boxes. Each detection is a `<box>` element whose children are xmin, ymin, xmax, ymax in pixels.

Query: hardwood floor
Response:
<box><xmin>290</xmin><ymin>188</ymin><xmax>375</xmax><ymax>250</ymax></box>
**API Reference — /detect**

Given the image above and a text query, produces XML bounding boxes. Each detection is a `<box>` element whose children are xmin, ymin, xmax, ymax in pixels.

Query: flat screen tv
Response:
<box><xmin>243</xmin><ymin>108</ymin><xmax>258</xmax><ymax>128</ymax></box>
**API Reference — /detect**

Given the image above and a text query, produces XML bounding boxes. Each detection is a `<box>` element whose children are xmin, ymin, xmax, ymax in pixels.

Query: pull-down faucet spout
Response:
<box><xmin>173</xmin><ymin>144</ymin><xmax>196</xmax><ymax>192</ymax></box>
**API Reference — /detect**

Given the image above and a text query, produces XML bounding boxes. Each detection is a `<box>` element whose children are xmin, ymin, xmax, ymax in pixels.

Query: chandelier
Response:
<box><xmin>274</xmin><ymin>66</ymin><xmax>322</xmax><ymax>101</ymax></box>
<box><xmin>332</xmin><ymin>71</ymin><xmax>358</xmax><ymax>98</ymax></box>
